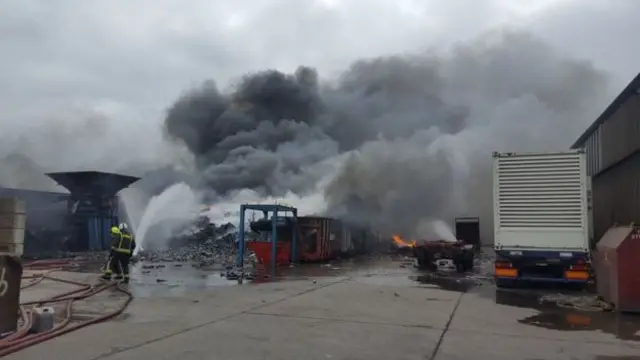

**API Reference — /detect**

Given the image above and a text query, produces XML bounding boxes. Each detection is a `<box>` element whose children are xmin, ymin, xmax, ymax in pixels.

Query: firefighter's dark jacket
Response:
<box><xmin>110</xmin><ymin>233</ymin><xmax>136</xmax><ymax>256</ymax></box>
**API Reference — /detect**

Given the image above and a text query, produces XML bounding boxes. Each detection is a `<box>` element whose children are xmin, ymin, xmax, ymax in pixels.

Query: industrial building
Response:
<box><xmin>0</xmin><ymin>188</ymin><xmax>70</xmax><ymax>255</ymax></box>
<box><xmin>0</xmin><ymin>171</ymin><xmax>139</xmax><ymax>257</ymax></box>
<box><xmin>571</xmin><ymin>73</ymin><xmax>640</xmax><ymax>245</ymax></box>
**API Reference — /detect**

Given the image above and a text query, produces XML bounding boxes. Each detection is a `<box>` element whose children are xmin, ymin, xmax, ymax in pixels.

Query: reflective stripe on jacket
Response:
<box><xmin>111</xmin><ymin>234</ymin><xmax>136</xmax><ymax>255</ymax></box>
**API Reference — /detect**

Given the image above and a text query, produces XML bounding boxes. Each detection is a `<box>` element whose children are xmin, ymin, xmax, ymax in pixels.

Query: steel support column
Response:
<box><xmin>291</xmin><ymin>210</ymin><xmax>298</xmax><ymax>263</ymax></box>
<box><xmin>271</xmin><ymin>210</ymin><xmax>278</xmax><ymax>274</ymax></box>
<box><xmin>236</xmin><ymin>205</ymin><xmax>246</xmax><ymax>268</ymax></box>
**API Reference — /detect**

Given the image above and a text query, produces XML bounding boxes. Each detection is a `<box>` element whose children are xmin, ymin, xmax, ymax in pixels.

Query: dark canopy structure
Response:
<box><xmin>46</xmin><ymin>171</ymin><xmax>140</xmax><ymax>251</ymax></box>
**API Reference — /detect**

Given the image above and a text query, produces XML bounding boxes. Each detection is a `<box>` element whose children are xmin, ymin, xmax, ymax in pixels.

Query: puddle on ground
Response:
<box><xmin>410</xmin><ymin>273</ymin><xmax>482</xmax><ymax>292</ymax></box>
<box><xmin>75</xmin><ymin>253</ymin><xmax>640</xmax><ymax>344</ymax></box>
<box><xmin>123</xmin><ymin>254</ymin><xmax>492</xmax><ymax>297</ymax></box>
<box><xmin>128</xmin><ymin>262</ymin><xmax>241</xmax><ymax>297</ymax></box>
<box><xmin>118</xmin><ymin>257</ymin><xmax>391</xmax><ymax>297</ymax></box>
<box><xmin>402</xmin><ymin>252</ymin><xmax>640</xmax><ymax>343</ymax></box>
<box><xmin>494</xmin><ymin>289</ymin><xmax>640</xmax><ymax>341</ymax></box>
<box><xmin>45</xmin><ymin>251</ymin><xmax>640</xmax><ymax>344</ymax></box>
<box><xmin>124</xmin><ymin>256</ymin><xmax>418</xmax><ymax>296</ymax></box>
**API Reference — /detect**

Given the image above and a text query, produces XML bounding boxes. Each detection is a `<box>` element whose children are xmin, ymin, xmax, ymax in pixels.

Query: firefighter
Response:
<box><xmin>101</xmin><ymin>223</ymin><xmax>136</xmax><ymax>284</ymax></box>
<box><xmin>101</xmin><ymin>226</ymin><xmax>121</xmax><ymax>281</ymax></box>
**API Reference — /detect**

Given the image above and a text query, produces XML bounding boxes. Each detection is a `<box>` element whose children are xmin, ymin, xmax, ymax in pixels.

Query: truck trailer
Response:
<box><xmin>492</xmin><ymin>150</ymin><xmax>591</xmax><ymax>287</ymax></box>
<box><xmin>412</xmin><ymin>217</ymin><xmax>478</xmax><ymax>272</ymax></box>
<box><xmin>455</xmin><ymin>216</ymin><xmax>481</xmax><ymax>249</ymax></box>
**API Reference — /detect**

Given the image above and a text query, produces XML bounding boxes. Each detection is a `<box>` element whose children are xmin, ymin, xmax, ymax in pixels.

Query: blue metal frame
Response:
<box><xmin>236</xmin><ymin>204</ymin><xmax>298</xmax><ymax>273</ymax></box>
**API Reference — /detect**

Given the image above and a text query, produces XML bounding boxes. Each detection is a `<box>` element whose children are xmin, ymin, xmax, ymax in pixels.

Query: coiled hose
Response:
<box><xmin>0</xmin><ymin>260</ymin><xmax>133</xmax><ymax>357</ymax></box>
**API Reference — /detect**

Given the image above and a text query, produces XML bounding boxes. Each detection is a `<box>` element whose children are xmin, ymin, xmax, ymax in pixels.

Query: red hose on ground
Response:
<box><xmin>23</xmin><ymin>259</ymin><xmax>78</xmax><ymax>269</ymax></box>
<box><xmin>0</xmin><ymin>262</ymin><xmax>133</xmax><ymax>357</ymax></box>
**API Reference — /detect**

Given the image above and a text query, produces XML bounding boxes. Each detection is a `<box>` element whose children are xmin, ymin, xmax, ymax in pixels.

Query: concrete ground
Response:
<box><xmin>5</xmin><ymin>258</ymin><xmax>640</xmax><ymax>360</ymax></box>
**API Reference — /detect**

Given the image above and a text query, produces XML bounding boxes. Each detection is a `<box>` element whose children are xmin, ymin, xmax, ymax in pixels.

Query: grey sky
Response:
<box><xmin>0</xmin><ymin>0</ymin><xmax>638</xmax><ymax>177</ymax></box>
<box><xmin>2</xmin><ymin>0</ymin><xmax>638</xmax><ymax>245</ymax></box>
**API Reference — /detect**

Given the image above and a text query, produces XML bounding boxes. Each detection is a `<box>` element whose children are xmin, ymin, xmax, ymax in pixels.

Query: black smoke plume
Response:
<box><xmin>164</xmin><ymin>30</ymin><xmax>610</xmax><ymax>240</ymax></box>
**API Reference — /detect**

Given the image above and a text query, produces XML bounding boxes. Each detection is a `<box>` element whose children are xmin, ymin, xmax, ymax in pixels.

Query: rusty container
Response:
<box><xmin>297</xmin><ymin>216</ymin><xmax>333</xmax><ymax>262</ymax></box>
<box><xmin>0</xmin><ymin>198</ymin><xmax>27</xmax><ymax>256</ymax></box>
<box><xmin>0</xmin><ymin>254</ymin><xmax>23</xmax><ymax>334</ymax></box>
<box><xmin>594</xmin><ymin>225</ymin><xmax>640</xmax><ymax>313</ymax></box>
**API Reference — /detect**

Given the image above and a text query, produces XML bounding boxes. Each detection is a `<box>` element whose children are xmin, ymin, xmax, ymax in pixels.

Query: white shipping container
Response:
<box><xmin>492</xmin><ymin>150</ymin><xmax>589</xmax><ymax>252</ymax></box>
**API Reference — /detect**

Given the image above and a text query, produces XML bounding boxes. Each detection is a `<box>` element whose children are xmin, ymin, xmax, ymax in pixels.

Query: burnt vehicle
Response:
<box><xmin>413</xmin><ymin>240</ymin><xmax>475</xmax><ymax>272</ymax></box>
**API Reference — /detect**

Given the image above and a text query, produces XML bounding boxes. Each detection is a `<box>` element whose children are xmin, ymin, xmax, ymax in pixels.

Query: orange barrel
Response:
<box><xmin>0</xmin><ymin>254</ymin><xmax>23</xmax><ymax>334</ymax></box>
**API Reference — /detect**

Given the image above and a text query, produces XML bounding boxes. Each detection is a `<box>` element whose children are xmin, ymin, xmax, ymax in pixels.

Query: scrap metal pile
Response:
<box><xmin>135</xmin><ymin>220</ymin><xmax>250</xmax><ymax>268</ymax></box>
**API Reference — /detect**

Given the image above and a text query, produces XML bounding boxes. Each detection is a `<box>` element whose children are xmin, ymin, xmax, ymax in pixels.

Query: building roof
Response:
<box><xmin>571</xmin><ymin>73</ymin><xmax>640</xmax><ymax>149</ymax></box>
<box><xmin>46</xmin><ymin>171</ymin><xmax>140</xmax><ymax>196</ymax></box>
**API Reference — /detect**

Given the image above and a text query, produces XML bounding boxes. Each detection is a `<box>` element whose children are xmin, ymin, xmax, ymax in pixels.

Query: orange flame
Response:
<box><xmin>392</xmin><ymin>235</ymin><xmax>416</xmax><ymax>248</ymax></box>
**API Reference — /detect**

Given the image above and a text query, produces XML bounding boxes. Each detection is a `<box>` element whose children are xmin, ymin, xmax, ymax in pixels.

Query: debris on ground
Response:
<box><xmin>540</xmin><ymin>293</ymin><xmax>614</xmax><ymax>312</ymax></box>
<box><xmin>136</xmin><ymin>221</ymin><xmax>241</xmax><ymax>267</ymax></box>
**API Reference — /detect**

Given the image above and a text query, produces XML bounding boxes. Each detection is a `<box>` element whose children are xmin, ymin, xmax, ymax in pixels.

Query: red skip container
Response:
<box><xmin>246</xmin><ymin>241</ymin><xmax>291</xmax><ymax>266</ymax></box>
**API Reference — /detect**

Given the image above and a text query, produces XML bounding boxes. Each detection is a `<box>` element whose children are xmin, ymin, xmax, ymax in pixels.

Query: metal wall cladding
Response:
<box><xmin>600</xmin><ymin>95</ymin><xmax>640</xmax><ymax>171</ymax></box>
<box><xmin>0</xmin><ymin>188</ymin><xmax>70</xmax><ymax>256</ymax></box>
<box><xmin>0</xmin><ymin>188</ymin><xmax>69</xmax><ymax>232</ymax></box>
<box><xmin>69</xmin><ymin>196</ymin><xmax>120</xmax><ymax>252</ymax></box>
<box><xmin>591</xmin><ymin>151</ymin><xmax>640</xmax><ymax>244</ymax></box>
<box><xmin>0</xmin><ymin>254</ymin><xmax>23</xmax><ymax>334</ymax></box>
<box><xmin>594</xmin><ymin>225</ymin><xmax>640</xmax><ymax>313</ymax></box>
<box><xmin>583</xmin><ymin>125</ymin><xmax>602</xmax><ymax>177</ymax></box>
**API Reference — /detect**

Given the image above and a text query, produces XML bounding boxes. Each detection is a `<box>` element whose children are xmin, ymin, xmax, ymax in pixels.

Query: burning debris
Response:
<box><xmin>136</xmin><ymin>220</ymin><xmax>241</xmax><ymax>268</ymax></box>
<box><xmin>389</xmin><ymin>233</ymin><xmax>475</xmax><ymax>273</ymax></box>
<box><xmin>392</xmin><ymin>235</ymin><xmax>416</xmax><ymax>248</ymax></box>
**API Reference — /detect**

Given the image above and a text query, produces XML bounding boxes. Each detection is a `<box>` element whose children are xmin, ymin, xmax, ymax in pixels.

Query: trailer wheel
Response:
<box><xmin>495</xmin><ymin>279</ymin><xmax>515</xmax><ymax>288</ymax></box>
<box><xmin>463</xmin><ymin>257</ymin><xmax>474</xmax><ymax>272</ymax></box>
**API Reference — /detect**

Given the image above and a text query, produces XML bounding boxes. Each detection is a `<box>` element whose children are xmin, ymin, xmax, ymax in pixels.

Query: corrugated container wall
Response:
<box><xmin>600</xmin><ymin>95</ymin><xmax>640</xmax><ymax>170</ymax></box>
<box><xmin>297</xmin><ymin>216</ymin><xmax>333</xmax><ymax>262</ymax></box>
<box><xmin>591</xmin><ymin>151</ymin><xmax>640</xmax><ymax>243</ymax></box>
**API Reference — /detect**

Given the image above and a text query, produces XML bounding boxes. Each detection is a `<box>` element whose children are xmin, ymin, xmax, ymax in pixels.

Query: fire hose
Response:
<box><xmin>0</xmin><ymin>261</ymin><xmax>133</xmax><ymax>357</ymax></box>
